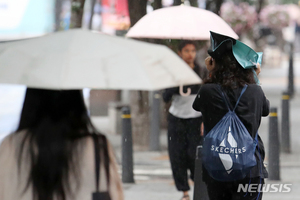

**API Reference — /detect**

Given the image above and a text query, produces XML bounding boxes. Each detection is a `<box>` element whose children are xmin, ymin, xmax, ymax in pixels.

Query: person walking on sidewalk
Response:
<box><xmin>163</xmin><ymin>40</ymin><xmax>205</xmax><ymax>200</ymax></box>
<box><xmin>193</xmin><ymin>32</ymin><xmax>269</xmax><ymax>200</ymax></box>
<box><xmin>0</xmin><ymin>89</ymin><xmax>123</xmax><ymax>200</ymax></box>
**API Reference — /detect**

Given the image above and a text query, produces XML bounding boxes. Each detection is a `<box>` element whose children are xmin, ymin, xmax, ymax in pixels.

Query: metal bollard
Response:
<box><xmin>193</xmin><ymin>145</ymin><xmax>209</xmax><ymax>200</ymax></box>
<box><xmin>149</xmin><ymin>91</ymin><xmax>161</xmax><ymax>151</ymax></box>
<box><xmin>281</xmin><ymin>92</ymin><xmax>291</xmax><ymax>153</ymax></box>
<box><xmin>268</xmin><ymin>107</ymin><xmax>281</xmax><ymax>180</ymax></box>
<box><xmin>288</xmin><ymin>43</ymin><xmax>295</xmax><ymax>97</ymax></box>
<box><xmin>121</xmin><ymin>106</ymin><xmax>135</xmax><ymax>183</ymax></box>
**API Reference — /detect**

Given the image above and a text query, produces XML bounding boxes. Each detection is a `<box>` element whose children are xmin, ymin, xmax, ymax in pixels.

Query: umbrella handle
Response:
<box><xmin>179</xmin><ymin>85</ymin><xmax>191</xmax><ymax>96</ymax></box>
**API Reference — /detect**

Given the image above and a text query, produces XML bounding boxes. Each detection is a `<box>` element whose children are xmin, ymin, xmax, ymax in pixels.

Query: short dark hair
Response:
<box><xmin>178</xmin><ymin>40</ymin><xmax>197</xmax><ymax>52</ymax></box>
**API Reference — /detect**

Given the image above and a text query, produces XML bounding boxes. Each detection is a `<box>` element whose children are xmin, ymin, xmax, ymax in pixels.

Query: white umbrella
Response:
<box><xmin>0</xmin><ymin>29</ymin><xmax>201</xmax><ymax>91</ymax></box>
<box><xmin>126</xmin><ymin>5</ymin><xmax>238</xmax><ymax>40</ymax></box>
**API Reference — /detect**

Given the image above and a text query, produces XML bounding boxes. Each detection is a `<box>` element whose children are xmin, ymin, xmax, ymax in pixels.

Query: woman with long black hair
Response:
<box><xmin>193</xmin><ymin>32</ymin><xmax>269</xmax><ymax>200</ymax></box>
<box><xmin>0</xmin><ymin>89</ymin><xmax>123</xmax><ymax>200</ymax></box>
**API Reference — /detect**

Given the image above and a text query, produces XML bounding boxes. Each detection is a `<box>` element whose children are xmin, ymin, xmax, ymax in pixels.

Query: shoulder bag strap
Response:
<box><xmin>218</xmin><ymin>86</ymin><xmax>232</xmax><ymax>111</ymax></box>
<box><xmin>219</xmin><ymin>85</ymin><xmax>231</xmax><ymax>111</ymax></box>
<box><xmin>92</xmin><ymin>134</ymin><xmax>101</xmax><ymax>192</ymax></box>
<box><xmin>92</xmin><ymin>134</ymin><xmax>111</xmax><ymax>200</ymax></box>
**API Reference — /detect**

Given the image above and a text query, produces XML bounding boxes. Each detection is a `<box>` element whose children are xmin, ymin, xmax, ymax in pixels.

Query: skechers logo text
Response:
<box><xmin>211</xmin><ymin>145</ymin><xmax>246</xmax><ymax>154</ymax></box>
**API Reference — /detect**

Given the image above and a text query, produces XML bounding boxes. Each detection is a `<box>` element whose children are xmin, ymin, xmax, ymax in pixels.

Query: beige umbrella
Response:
<box><xmin>126</xmin><ymin>5</ymin><xmax>238</xmax><ymax>40</ymax></box>
<box><xmin>0</xmin><ymin>29</ymin><xmax>201</xmax><ymax>91</ymax></box>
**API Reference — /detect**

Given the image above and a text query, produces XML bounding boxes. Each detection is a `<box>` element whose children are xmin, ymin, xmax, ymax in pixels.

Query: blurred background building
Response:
<box><xmin>0</xmin><ymin>0</ymin><xmax>55</xmax><ymax>40</ymax></box>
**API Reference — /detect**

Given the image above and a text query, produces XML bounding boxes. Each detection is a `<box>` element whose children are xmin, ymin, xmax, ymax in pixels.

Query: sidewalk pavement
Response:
<box><xmin>91</xmin><ymin>52</ymin><xmax>300</xmax><ymax>200</ymax></box>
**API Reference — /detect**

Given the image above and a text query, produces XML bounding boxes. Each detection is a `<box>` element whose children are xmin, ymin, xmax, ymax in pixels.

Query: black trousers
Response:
<box><xmin>167</xmin><ymin>114</ymin><xmax>203</xmax><ymax>191</ymax></box>
<box><xmin>205</xmin><ymin>175</ymin><xmax>264</xmax><ymax>200</ymax></box>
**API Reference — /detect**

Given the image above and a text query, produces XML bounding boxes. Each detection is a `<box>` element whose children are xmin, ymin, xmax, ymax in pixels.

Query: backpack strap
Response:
<box><xmin>219</xmin><ymin>88</ymin><xmax>232</xmax><ymax>111</ymax></box>
<box><xmin>233</xmin><ymin>85</ymin><xmax>248</xmax><ymax>112</ymax></box>
<box><xmin>92</xmin><ymin>134</ymin><xmax>111</xmax><ymax>192</ymax></box>
<box><xmin>219</xmin><ymin>85</ymin><xmax>248</xmax><ymax>112</ymax></box>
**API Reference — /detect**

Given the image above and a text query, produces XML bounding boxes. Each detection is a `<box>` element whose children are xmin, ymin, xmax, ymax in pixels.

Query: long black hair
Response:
<box><xmin>16</xmin><ymin>88</ymin><xmax>109</xmax><ymax>200</ymax></box>
<box><xmin>204</xmin><ymin>51</ymin><xmax>256</xmax><ymax>89</ymax></box>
